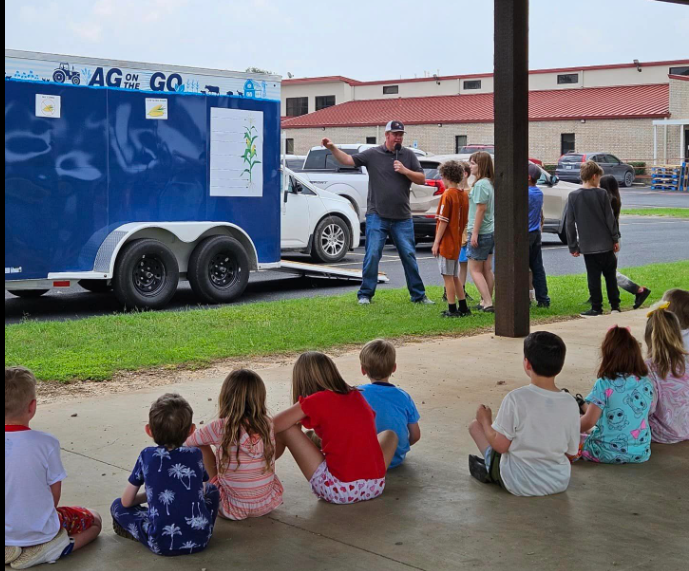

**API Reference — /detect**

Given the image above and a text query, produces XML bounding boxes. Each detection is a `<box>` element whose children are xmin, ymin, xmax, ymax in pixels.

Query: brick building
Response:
<box><xmin>281</xmin><ymin>60</ymin><xmax>689</xmax><ymax>165</ymax></box>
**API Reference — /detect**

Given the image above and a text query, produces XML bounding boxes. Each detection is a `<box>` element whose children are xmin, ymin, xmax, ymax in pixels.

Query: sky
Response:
<box><xmin>5</xmin><ymin>0</ymin><xmax>688</xmax><ymax>81</ymax></box>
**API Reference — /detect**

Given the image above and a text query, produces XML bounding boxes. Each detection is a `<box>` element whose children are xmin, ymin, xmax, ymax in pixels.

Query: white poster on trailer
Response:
<box><xmin>35</xmin><ymin>94</ymin><xmax>61</xmax><ymax>118</ymax></box>
<box><xmin>210</xmin><ymin>108</ymin><xmax>263</xmax><ymax>197</ymax></box>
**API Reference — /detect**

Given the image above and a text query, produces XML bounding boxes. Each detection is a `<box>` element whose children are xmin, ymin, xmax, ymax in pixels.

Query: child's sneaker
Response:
<box><xmin>5</xmin><ymin>546</ymin><xmax>22</xmax><ymax>565</ymax></box>
<box><xmin>468</xmin><ymin>455</ymin><xmax>491</xmax><ymax>483</ymax></box>
<box><xmin>581</xmin><ymin>308</ymin><xmax>602</xmax><ymax>317</ymax></box>
<box><xmin>112</xmin><ymin>520</ymin><xmax>138</xmax><ymax>542</ymax></box>
<box><xmin>10</xmin><ymin>529</ymin><xmax>71</xmax><ymax>569</ymax></box>
<box><xmin>633</xmin><ymin>288</ymin><xmax>651</xmax><ymax>310</ymax></box>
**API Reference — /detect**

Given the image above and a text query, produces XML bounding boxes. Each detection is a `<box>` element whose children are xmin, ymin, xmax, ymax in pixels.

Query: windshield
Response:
<box><xmin>303</xmin><ymin>148</ymin><xmax>360</xmax><ymax>170</ymax></box>
<box><xmin>560</xmin><ymin>154</ymin><xmax>583</xmax><ymax>163</ymax></box>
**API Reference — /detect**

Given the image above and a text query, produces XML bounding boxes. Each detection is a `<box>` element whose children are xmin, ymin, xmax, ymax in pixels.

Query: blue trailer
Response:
<box><xmin>5</xmin><ymin>50</ymin><xmax>283</xmax><ymax>309</ymax></box>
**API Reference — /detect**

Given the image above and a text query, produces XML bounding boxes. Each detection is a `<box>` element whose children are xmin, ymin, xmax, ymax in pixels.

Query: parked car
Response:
<box><xmin>457</xmin><ymin>144</ymin><xmax>543</xmax><ymax>166</ymax></box>
<box><xmin>281</xmin><ymin>168</ymin><xmax>361</xmax><ymax>263</ymax></box>
<box><xmin>556</xmin><ymin>152</ymin><xmax>635</xmax><ymax>187</ymax></box>
<box><xmin>281</xmin><ymin>154</ymin><xmax>307</xmax><ymax>170</ymax></box>
<box><xmin>297</xmin><ymin>144</ymin><xmax>438</xmax><ymax>223</ymax></box>
<box><xmin>413</xmin><ymin>155</ymin><xmax>579</xmax><ymax>244</ymax></box>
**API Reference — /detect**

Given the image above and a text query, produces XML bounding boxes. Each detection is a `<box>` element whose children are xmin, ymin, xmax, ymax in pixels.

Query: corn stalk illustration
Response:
<box><xmin>242</xmin><ymin>124</ymin><xmax>261</xmax><ymax>183</ymax></box>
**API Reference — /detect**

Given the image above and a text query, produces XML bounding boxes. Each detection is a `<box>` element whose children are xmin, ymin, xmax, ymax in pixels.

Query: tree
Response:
<box><xmin>246</xmin><ymin>66</ymin><xmax>275</xmax><ymax>75</ymax></box>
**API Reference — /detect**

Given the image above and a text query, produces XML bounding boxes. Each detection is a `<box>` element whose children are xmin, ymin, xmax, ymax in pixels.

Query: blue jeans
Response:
<box><xmin>359</xmin><ymin>214</ymin><xmax>426</xmax><ymax>302</ymax></box>
<box><xmin>528</xmin><ymin>231</ymin><xmax>550</xmax><ymax>304</ymax></box>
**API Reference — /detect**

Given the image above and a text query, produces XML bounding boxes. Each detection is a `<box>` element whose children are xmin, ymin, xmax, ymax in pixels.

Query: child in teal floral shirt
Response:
<box><xmin>580</xmin><ymin>326</ymin><xmax>653</xmax><ymax>464</ymax></box>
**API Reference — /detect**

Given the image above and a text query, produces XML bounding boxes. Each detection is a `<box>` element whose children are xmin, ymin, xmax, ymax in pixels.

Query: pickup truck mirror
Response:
<box><xmin>293</xmin><ymin>182</ymin><xmax>304</xmax><ymax>193</ymax></box>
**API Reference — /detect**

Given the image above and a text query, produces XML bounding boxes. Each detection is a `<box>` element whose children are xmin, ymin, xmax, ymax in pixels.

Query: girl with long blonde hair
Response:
<box><xmin>185</xmin><ymin>369</ymin><xmax>284</xmax><ymax>520</ymax></box>
<box><xmin>274</xmin><ymin>352</ymin><xmax>398</xmax><ymax>505</ymax></box>
<box><xmin>645</xmin><ymin>302</ymin><xmax>689</xmax><ymax>443</ymax></box>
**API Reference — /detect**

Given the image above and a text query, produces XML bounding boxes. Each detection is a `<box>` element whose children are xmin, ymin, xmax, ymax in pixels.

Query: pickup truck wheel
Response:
<box><xmin>188</xmin><ymin>236</ymin><xmax>250</xmax><ymax>304</ymax></box>
<box><xmin>311</xmin><ymin>217</ymin><xmax>351</xmax><ymax>264</ymax></box>
<box><xmin>79</xmin><ymin>280</ymin><xmax>112</xmax><ymax>293</ymax></box>
<box><xmin>113</xmin><ymin>239</ymin><xmax>179</xmax><ymax>310</ymax></box>
<box><xmin>8</xmin><ymin>290</ymin><xmax>49</xmax><ymax>299</ymax></box>
<box><xmin>558</xmin><ymin>231</ymin><xmax>568</xmax><ymax>245</ymax></box>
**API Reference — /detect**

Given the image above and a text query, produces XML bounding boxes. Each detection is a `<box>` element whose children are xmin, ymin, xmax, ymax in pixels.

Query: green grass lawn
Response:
<box><xmin>622</xmin><ymin>208</ymin><xmax>689</xmax><ymax>218</ymax></box>
<box><xmin>5</xmin><ymin>261</ymin><xmax>688</xmax><ymax>382</ymax></box>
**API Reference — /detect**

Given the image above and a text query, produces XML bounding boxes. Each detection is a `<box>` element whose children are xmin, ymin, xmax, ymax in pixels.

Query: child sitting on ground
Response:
<box><xmin>579</xmin><ymin>327</ymin><xmax>654</xmax><ymax>464</ymax></box>
<box><xmin>433</xmin><ymin>160</ymin><xmax>471</xmax><ymax>318</ymax></box>
<box><xmin>5</xmin><ymin>367</ymin><xmax>102</xmax><ymax>569</ymax></box>
<box><xmin>467</xmin><ymin>332</ymin><xmax>580</xmax><ymax>496</ymax></box>
<box><xmin>274</xmin><ymin>352</ymin><xmax>398</xmax><ymax>505</ymax></box>
<box><xmin>358</xmin><ymin>340</ymin><xmax>421</xmax><ymax>468</ymax></box>
<box><xmin>185</xmin><ymin>370</ymin><xmax>284</xmax><ymax>520</ymax></box>
<box><xmin>645</xmin><ymin>303</ymin><xmax>689</xmax><ymax>443</ymax></box>
<box><xmin>111</xmin><ymin>393</ymin><xmax>220</xmax><ymax>556</ymax></box>
<box><xmin>662</xmin><ymin>288</ymin><xmax>689</xmax><ymax>350</ymax></box>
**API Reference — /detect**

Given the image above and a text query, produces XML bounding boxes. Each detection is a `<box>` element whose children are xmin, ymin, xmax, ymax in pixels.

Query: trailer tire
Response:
<box><xmin>113</xmin><ymin>239</ymin><xmax>179</xmax><ymax>310</ymax></box>
<box><xmin>8</xmin><ymin>290</ymin><xmax>49</xmax><ymax>299</ymax></box>
<box><xmin>79</xmin><ymin>280</ymin><xmax>112</xmax><ymax>294</ymax></box>
<box><xmin>187</xmin><ymin>236</ymin><xmax>250</xmax><ymax>304</ymax></box>
<box><xmin>311</xmin><ymin>216</ymin><xmax>351</xmax><ymax>264</ymax></box>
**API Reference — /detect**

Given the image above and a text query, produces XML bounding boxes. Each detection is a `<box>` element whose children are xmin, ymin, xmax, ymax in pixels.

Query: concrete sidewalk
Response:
<box><xmin>29</xmin><ymin>310</ymin><xmax>687</xmax><ymax>571</ymax></box>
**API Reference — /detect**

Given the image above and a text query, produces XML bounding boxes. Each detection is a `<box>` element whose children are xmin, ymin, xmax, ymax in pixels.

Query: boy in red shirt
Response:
<box><xmin>433</xmin><ymin>161</ymin><xmax>471</xmax><ymax>318</ymax></box>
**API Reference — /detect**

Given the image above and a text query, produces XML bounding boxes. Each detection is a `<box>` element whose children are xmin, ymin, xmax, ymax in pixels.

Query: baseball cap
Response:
<box><xmin>385</xmin><ymin>120</ymin><xmax>406</xmax><ymax>133</ymax></box>
<box><xmin>528</xmin><ymin>163</ymin><xmax>541</xmax><ymax>182</ymax></box>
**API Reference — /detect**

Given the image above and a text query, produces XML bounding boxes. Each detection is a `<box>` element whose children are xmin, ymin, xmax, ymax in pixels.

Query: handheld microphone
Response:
<box><xmin>394</xmin><ymin>143</ymin><xmax>402</xmax><ymax>162</ymax></box>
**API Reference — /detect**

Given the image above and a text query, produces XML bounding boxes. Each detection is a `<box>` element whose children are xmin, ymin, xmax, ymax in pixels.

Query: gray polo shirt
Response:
<box><xmin>352</xmin><ymin>145</ymin><xmax>424</xmax><ymax>220</ymax></box>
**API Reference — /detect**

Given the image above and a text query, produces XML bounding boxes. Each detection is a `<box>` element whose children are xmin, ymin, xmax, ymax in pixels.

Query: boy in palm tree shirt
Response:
<box><xmin>111</xmin><ymin>393</ymin><xmax>220</xmax><ymax>557</ymax></box>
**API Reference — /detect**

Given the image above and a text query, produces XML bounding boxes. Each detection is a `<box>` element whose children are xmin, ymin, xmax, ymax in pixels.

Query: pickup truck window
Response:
<box><xmin>304</xmin><ymin>148</ymin><xmax>361</xmax><ymax>170</ymax></box>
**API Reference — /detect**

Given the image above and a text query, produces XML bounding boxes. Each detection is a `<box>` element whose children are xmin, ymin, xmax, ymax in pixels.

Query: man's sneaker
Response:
<box><xmin>10</xmin><ymin>529</ymin><xmax>71</xmax><ymax>569</ymax></box>
<box><xmin>6</xmin><ymin>547</ymin><xmax>22</xmax><ymax>565</ymax></box>
<box><xmin>414</xmin><ymin>296</ymin><xmax>435</xmax><ymax>305</ymax></box>
<box><xmin>358</xmin><ymin>297</ymin><xmax>371</xmax><ymax>306</ymax></box>
<box><xmin>611</xmin><ymin>308</ymin><xmax>622</xmax><ymax>314</ymax></box>
<box><xmin>634</xmin><ymin>288</ymin><xmax>651</xmax><ymax>310</ymax></box>
<box><xmin>468</xmin><ymin>455</ymin><xmax>491</xmax><ymax>483</ymax></box>
<box><xmin>581</xmin><ymin>308</ymin><xmax>603</xmax><ymax>317</ymax></box>
<box><xmin>537</xmin><ymin>301</ymin><xmax>550</xmax><ymax>308</ymax></box>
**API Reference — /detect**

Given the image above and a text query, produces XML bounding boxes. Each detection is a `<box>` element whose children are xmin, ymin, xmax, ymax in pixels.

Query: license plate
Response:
<box><xmin>566</xmin><ymin>165</ymin><xmax>573</xmax><ymax>170</ymax></box>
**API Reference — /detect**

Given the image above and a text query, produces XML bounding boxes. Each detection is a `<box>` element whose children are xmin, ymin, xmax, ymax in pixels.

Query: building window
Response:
<box><xmin>669</xmin><ymin>66</ymin><xmax>689</xmax><ymax>76</ymax></box>
<box><xmin>286</xmin><ymin>97</ymin><xmax>308</xmax><ymax>117</ymax></box>
<box><xmin>561</xmin><ymin>133</ymin><xmax>575</xmax><ymax>156</ymax></box>
<box><xmin>285</xmin><ymin>138</ymin><xmax>294</xmax><ymax>155</ymax></box>
<box><xmin>463</xmin><ymin>80</ymin><xmax>481</xmax><ymax>90</ymax></box>
<box><xmin>455</xmin><ymin>135</ymin><xmax>468</xmax><ymax>154</ymax></box>
<box><xmin>383</xmin><ymin>85</ymin><xmax>399</xmax><ymax>95</ymax></box>
<box><xmin>557</xmin><ymin>73</ymin><xmax>579</xmax><ymax>85</ymax></box>
<box><xmin>315</xmin><ymin>95</ymin><xmax>336</xmax><ymax>111</ymax></box>
<box><xmin>366</xmin><ymin>136</ymin><xmax>377</xmax><ymax>144</ymax></box>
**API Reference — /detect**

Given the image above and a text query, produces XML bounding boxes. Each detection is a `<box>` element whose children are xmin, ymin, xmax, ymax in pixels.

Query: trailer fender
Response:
<box><xmin>94</xmin><ymin>222</ymin><xmax>260</xmax><ymax>277</ymax></box>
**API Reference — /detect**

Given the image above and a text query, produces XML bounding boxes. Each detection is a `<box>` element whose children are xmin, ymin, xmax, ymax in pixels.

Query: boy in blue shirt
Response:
<box><xmin>359</xmin><ymin>340</ymin><xmax>421</xmax><ymax>468</ymax></box>
<box><xmin>528</xmin><ymin>164</ymin><xmax>550</xmax><ymax>308</ymax></box>
<box><xmin>111</xmin><ymin>393</ymin><xmax>220</xmax><ymax>557</ymax></box>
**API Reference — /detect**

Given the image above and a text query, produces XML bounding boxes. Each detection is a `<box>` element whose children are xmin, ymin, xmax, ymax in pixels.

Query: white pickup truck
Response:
<box><xmin>296</xmin><ymin>144</ymin><xmax>440</xmax><ymax>224</ymax></box>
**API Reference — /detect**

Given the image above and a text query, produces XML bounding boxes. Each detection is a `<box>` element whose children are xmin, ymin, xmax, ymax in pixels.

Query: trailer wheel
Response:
<box><xmin>113</xmin><ymin>239</ymin><xmax>179</xmax><ymax>310</ymax></box>
<box><xmin>311</xmin><ymin>216</ymin><xmax>351</xmax><ymax>264</ymax></box>
<box><xmin>8</xmin><ymin>290</ymin><xmax>49</xmax><ymax>299</ymax></box>
<box><xmin>188</xmin><ymin>236</ymin><xmax>250</xmax><ymax>304</ymax></box>
<box><xmin>79</xmin><ymin>279</ymin><xmax>112</xmax><ymax>294</ymax></box>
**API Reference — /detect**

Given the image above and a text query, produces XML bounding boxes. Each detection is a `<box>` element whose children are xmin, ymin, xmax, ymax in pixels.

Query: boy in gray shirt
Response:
<box><xmin>564</xmin><ymin>160</ymin><xmax>621</xmax><ymax>317</ymax></box>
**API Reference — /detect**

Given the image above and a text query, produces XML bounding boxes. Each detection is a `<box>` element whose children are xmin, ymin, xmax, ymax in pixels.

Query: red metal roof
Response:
<box><xmin>282</xmin><ymin>75</ymin><xmax>363</xmax><ymax>86</ymax></box>
<box><xmin>282</xmin><ymin>84</ymin><xmax>670</xmax><ymax>129</ymax></box>
<box><xmin>669</xmin><ymin>74</ymin><xmax>689</xmax><ymax>82</ymax></box>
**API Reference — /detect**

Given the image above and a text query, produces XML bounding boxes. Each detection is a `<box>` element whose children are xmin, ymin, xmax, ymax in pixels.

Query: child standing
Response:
<box><xmin>466</xmin><ymin>151</ymin><xmax>496</xmax><ymax>313</ymax></box>
<box><xmin>527</xmin><ymin>164</ymin><xmax>550</xmax><ymax>308</ymax></box>
<box><xmin>565</xmin><ymin>160</ymin><xmax>621</xmax><ymax>317</ymax></box>
<box><xmin>662</xmin><ymin>289</ymin><xmax>689</xmax><ymax>350</ymax></box>
<box><xmin>467</xmin><ymin>332</ymin><xmax>580</xmax><ymax>496</ymax></box>
<box><xmin>111</xmin><ymin>393</ymin><xmax>219</xmax><ymax>557</ymax></box>
<box><xmin>457</xmin><ymin>161</ymin><xmax>473</xmax><ymax>298</ymax></box>
<box><xmin>185</xmin><ymin>370</ymin><xmax>284</xmax><ymax>520</ymax></box>
<box><xmin>433</xmin><ymin>160</ymin><xmax>471</xmax><ymax>318</ymax></box>
<box><xmin>645</xmin><ymin>303</ymin><xmax>689</xmax><ymax>443</ymax></box>
<box><xmin>5</xmin><ymin>367</ymin><xmax>102</xmax><ymax>569</ymax></box>
<box><xmin>274</xmin><ymin>352</ymin><xmax>398</xmax><ymax>505</ymax></box>
<box><xmin>358</xmin><ymin>340</ymin><xmax>421</xmax><ymax>468</ymax></box>
<box><xmin>580</xmin><ymin>327</ymin><xmax>654</xmax><ymax>463</ymax></box>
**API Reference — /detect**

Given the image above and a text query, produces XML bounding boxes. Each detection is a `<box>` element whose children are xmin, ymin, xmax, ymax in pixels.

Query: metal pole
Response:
<box><xmin>494</xmin><ymin>0</ymin><xmax>530</xmax><ymax>338</ymax></box>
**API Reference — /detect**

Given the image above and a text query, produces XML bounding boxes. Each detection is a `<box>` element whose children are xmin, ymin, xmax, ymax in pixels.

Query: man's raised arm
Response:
<box><xmin>322</xmin><ymin>138</ymin><xmax>355</xmax><ymax>167</ymax></box>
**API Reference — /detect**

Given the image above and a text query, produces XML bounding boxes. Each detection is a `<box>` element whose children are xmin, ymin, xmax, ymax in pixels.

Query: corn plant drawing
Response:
<box><xmin>241</xmin><ymin>122</ymin><xmax>261</xmax><ymax>183</ymax></box>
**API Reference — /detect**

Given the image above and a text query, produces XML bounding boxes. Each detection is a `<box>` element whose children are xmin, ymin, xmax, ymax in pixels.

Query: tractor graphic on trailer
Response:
<box><xmin>52</xmin><ymin>63</ymin><xmax>81</xmax><ymax>85</ymax></box>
